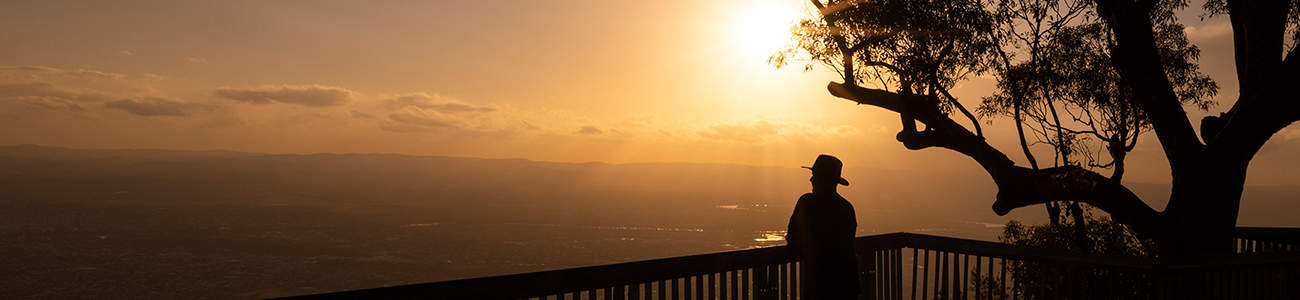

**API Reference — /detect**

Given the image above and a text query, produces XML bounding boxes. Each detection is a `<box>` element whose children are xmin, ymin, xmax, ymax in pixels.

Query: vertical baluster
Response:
<box><xmin>734</xmin><ymin>270</ymin><xmax>740</xmax><ymax>300</ymax></box>
<box><xmin>714</xmin><ymin>273</ymin><xmax>720</xmax><ymax>300</ymax></box>
<box><xmin>921</xmin><ymin>250</ymin><xmax>930</xmax><ymax>300</ymax></box>
<box><xmin>982</xmin><ymin>257</ymin><xmax>993</xmax><ymax>298</ymax></box>
<box><xmin>884</xmin><ymin>249</ymin><xmax>891</xmax><ymax>300</ymax></box>
<box><xmin>878</xmin><ymin>249</ymin><xmax>889</xmax><ymax>300</ymax></box>
<box><xmin>889</xmin><ymin>249</ymin><xmax>896</xmax><ymax>300</ymax></box>
<box><xmin>961</xmin><ymin>254</ymin><xmax>969</xmax><ymax>300</ymax></box>
<box><xmin>1003</xmin><ymin>259</ymin><xmax>1011</xmax><ymax>300</ymax></box>
<box><xmin>893</xmin><ymin>249</ymin><xmax>900</xmax><ymax>300</ymax></box>
<box><xmin>687</xmin><ymin>277</ymin><xmax>694</xmax><ymax>300</ymax></box>
<box><xmin>947</xmin><ymin>251</ymin><xmax>954</xmax><ymax>300</ymax></box>
<box><xmin>776</xmin><ymin>265</ymin><xmax>784</xmax><ymax>300</ymax></box>
<box><xmin>737</xmin><ymin>270</ymin><xmax>745</xmax><ymax>300</ymax></box>
<box><xmin>940</xmin><ymin>251</ymin><xmax>949</xmax><ymax>300</ymax></box>
<box><xmin>721</xmin><ymin>271</ymin><xmax>729</xmax><ymax>300</ymax></box>
<box><xmin>974</xmin><ymin>256</ymin><xmax>983</xmax><ymax>300</ymax></box>
<box><xmin>790</xmin><ymin>262</ymin><xmax>797</xmax><ymax>300</ymax></box>
<box><xmin>729</xmin><ymin>270</ymin><xmax>735</xmax><ymax>300</ymax></box>
<box><xmin>707</xmin><ymin>273</ymin><xmax>716</xmax><ymax>300</ymax></box>
<box><xmin>736</xmin><ymin>269</ymin><xmax>744</xmax><ymax>300</ymax></box>
<box><xmin>657</xmin><ymin>279</ymin><xmax>665</xmax><ymax>300</ymax></box>
<box><xmin>983</xmin><ymin>257</ymin><xmax>992</xmax><ymax>300</ymax></box>
<box><xmin>912</xmin><ymin>248</ymin><xmax>919</xmax><ymax>300</ymax></box>
<box><xmin>677</xmin><ymin>278</ymin><xmax>684</xmax><ymax>300</ymax></box>
<box><xmin>748</xmin><ymin>268</ymin><xmax>755</xmax><ymax>300</ymax></box>
<box><xmin>890</xmin><ymin>249</ymin><xmax>897</xmax><ymax>300</ymax></box>
<box><xmin>672</xmin><ymin>278</ymin><xmax>678</xmax><ymax>300</ymax></box>
<box><xmin>665</xmin><ymin>279</ymin><xmax>672</xmax><ymax>300</ymax></box>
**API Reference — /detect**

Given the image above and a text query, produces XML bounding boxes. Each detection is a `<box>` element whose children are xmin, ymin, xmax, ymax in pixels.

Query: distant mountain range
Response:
<box><xmin>2</xmin><ymin>144</ymin><xmax>1294</xmax><ymax>228</ymax></box>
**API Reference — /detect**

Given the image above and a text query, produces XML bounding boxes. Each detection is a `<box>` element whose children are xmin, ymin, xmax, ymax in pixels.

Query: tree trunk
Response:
<box><xmin>1158</xmin><ymin>158</ymin><xmax>1250</xmax><ymax>255</ymax></box>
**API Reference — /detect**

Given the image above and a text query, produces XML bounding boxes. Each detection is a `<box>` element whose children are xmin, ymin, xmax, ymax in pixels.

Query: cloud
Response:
<box><xmin>214</xmin><ymin>85</ymin><xmax>357</xmax><ymax>107</ymax></box>
<box><xmin>380</xmin><ymin>93</ymin><xmax>499</xmax><ymax>113</ymax></box>
<box><xmin>386</xmin><ymin>110</ymin><xmax>464</xmax><ymax>130</ymax></box>
<box><xmin>0</xmin><ymin>66</ymin><xmax>159</xmax><ymax>81</ymax></box>
<box><xmin>577</xmin><ymin>125</ymin><xmax>604</xmax><ymax>135</ymax></box>
<box><xmin>0</xmin><ymin>67</ymin><xmax>180</xmax><ymax>119</ymax></box>
<box><xmin>15</xmin><ymin>98</ymin><xmax>85</xmax><ymax>112</ymax></box>
<box><xmin>694</xmin><ymin>115</ymin><xmax>860</xmax><ymax>144</ymax></box>
<box><xmin>103</xmin><ymin>97</ymin><xmax>197</xmax><ymax>116</ymax></box>
<box><xmin>1184</xmin><ymin>21</ymin><xmax>1232</xmax><ymax>42</ymax></box>
<box><xmin>0</xmin><ymin>82</ymin><xmax>116</xmax><ymax>102</ymax></box>
<box><xmin>350</xmin><ymin>110</ymin><xmax>375</xmax><ymax>119</ymax></box>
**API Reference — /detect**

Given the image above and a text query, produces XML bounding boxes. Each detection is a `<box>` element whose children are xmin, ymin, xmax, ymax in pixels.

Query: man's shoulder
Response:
<box><xmin>800</xmin><ymin>191</ymin><xmax>847</xmax><ymax>200</ymax></box>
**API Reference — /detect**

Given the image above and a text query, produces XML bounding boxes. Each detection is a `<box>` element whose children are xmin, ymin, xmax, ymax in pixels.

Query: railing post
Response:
<box><xmin>859</xmin><ymin>251</ymin><xmax>876</xmax><ymax>300</ymax></box>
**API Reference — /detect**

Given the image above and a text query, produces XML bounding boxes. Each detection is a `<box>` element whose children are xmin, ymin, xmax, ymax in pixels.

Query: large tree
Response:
<box><xmin>773</xmin><ymin>0</ymin><xmax>1300</xmax><ymax>255</ymax></box>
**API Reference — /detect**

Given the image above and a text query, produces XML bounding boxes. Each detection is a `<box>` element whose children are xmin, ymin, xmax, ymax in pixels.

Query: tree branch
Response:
<box><xmin>990</xmin><ymin>166</ymin><xmax>1162</xmax><ymax>238</ymax></box>
<box><xmin>1094</xmin><ymin>0</ymin><xmax>1205</xmax><ymax>168</ymax></box>
<box><xmin>1201</xmin><ymin>0</ymin><xmax>1300</xmax><ymax>162</ymax></box>
<box><xmin>828</xmin><ymin>83</ymin><xmax>1012</xmax><ymax>172</ymax></box>
<box><xmin>827</xmin><ymin>81</ymin><xmax>1163</xmax><ymax>237</ymax></box>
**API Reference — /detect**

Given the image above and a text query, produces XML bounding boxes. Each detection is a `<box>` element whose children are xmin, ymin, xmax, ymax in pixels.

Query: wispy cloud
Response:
<box><xmin>385</xmin><ymin>109</ymin><xmax>466</xmax><ymax>131</ymax></box>
<box><xmin>379</xmin><ymin>93</ymin><xmax>500</xmax><ymax>113</ymax></box>
<box><xmin>577</xmin><ymin>125</ymin><xmax>604</xmax><ymax>135</ymax></box>
<box><xmin>0</xmin><ymin>66</ymin><xmax>160</xmax><ymax>81</ymax></box>
<box><xmin>0</xmin><ymin>66</ymin><xmax>861</xmax><ymax>145</ymax></box>
<box><xmin>693</xmin><ymin>115</ymin><xmax>860</xmax><ymax>144</ymax></box>
<box><xmin>0</xmin><ymin>82</ymin><xmax>117</xmax><ymax>103</ymax></box>
<box><xmin>103</xmin><ymin>97</ymin><xmax>201</xmax><ymax>116</ymax></box>
<box><xmin>214</xmin><ymin>85</ymin><xmax>357</xmax><ymax>107</ymax></box>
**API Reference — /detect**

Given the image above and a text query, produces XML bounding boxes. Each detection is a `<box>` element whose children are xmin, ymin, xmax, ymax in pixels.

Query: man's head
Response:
<box><xmin>803</xmin><ymin>154</ymin><xmax>849</xmax><ymax>188</ymax></box>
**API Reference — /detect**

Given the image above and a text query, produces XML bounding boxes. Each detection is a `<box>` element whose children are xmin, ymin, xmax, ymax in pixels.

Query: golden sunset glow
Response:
<box><xmin>6</xmin><ymin>2</ymin><xmax>1298</xmax><ymax>299</ymax></box>
<box><xmin>0</xmin><ymin>0</ymin><xmax>1260</xmax><ymax>177</ymax></box>
<box><xmin>728</xmin><ymin>1</ymin><xmax>805</xmax><ymax>59</ymax></box>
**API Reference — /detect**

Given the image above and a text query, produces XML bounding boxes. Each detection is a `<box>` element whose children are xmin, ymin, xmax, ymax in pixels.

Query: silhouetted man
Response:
<box><xmin>787</xmin><ymin>154</ymin><xmax>859</xmax><ymax>300</ymax></box>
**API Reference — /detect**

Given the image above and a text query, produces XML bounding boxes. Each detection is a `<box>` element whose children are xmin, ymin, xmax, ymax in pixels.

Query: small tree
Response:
<box><xmin>773</xmin><ymin>0</ymin><xmax>1300</xmax><ymax>255</ymax></box>
<box><xmin>992</xmin><ymin>215</ymin><xmax>1156</xmax><ymax>298</ymax></box>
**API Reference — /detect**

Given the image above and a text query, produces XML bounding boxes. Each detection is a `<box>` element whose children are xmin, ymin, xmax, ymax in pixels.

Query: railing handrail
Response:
<box><xmin>882</xmin><ymin>232</ymin><xmax>1300</xmax><ymax>272</ymax></box>
<box><xmin>276</xmin><ymin>232</ymin><xmax>1300</xmax><ymax>300</ymax></box>
<box><xmin>276</xmin><ymin>243</ymin><xmax>797</xmax><ymax>300</ymax></box>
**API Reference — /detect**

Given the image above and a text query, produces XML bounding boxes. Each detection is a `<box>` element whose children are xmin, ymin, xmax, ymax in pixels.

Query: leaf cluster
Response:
<box><xmin>1000</xmin><ymin>214</ymin><xmax>1156</xmax><ymax>257</ymax></box>
<box><xmin>776</xmin><ymin>0</ymin><xmax>1000</xmax><ymax>114</ymax></box>
<box><xmin>978</xmin><ymin>0</ymin><xmax>1216</xmax><ymax>171</ymax></box>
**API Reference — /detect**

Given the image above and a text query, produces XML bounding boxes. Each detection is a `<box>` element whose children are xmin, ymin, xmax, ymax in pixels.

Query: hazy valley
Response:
<box><xmin>2</xmin><ymin>144</ymin><xmax>1296</xmax><ymax>299</ymax></box>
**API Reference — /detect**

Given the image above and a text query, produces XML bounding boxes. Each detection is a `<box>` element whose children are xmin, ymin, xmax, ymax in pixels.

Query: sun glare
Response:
<box><xmin>729</xmin><ymin>1</ymin><xmax>804</xmax><ymax>59</ymax></box>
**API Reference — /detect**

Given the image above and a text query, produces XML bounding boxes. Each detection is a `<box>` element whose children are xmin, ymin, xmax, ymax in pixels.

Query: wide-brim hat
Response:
<box><xmin>802</xmin><ymin>154</ymin><xmax>849</xmax><ymax>186</ymax></box>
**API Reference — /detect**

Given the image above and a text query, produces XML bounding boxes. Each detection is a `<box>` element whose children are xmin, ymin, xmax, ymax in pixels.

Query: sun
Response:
<box><xmin>729</xmin><ymin>0</ymin><xmax>804</xmax><ymax>59</ymax></box>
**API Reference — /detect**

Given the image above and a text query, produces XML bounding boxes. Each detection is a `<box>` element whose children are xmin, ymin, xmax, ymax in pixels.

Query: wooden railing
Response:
<box><xmin>276</xmin><ymin>231</ymin><xmax>1300</xmax><ymax>300</ymax></box>
<box><xmin>860</xmin><ymin>233</ymin><xmax>1300</xmax><ymax>300</ymax></box>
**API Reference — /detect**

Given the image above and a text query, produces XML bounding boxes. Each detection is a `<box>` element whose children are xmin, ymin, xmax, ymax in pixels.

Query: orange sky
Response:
<box><xmin>1</xmin><ymin>0</ymin><xmax>1296</xmax><ymax>185</ymax></box>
